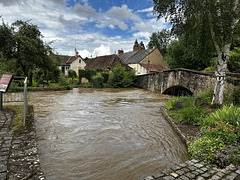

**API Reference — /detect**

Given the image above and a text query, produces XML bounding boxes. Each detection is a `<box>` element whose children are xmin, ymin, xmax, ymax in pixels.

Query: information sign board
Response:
<box><xmin>0</xmin><ymin>74</ymin><xmax>13</xmax><ymax>92</ymax></box>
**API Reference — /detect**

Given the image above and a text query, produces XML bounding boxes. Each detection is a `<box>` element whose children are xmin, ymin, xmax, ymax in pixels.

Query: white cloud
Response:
<box><xmin>0</xmin><ymin>0</ymin><xmax>170</xmax><ymax>58</ymax></box>
<box><xmin>137</xmin><ymin>7</ymin><xmax>153</xmax><ymax>13</ymax></box>
<box><xmin>73</xmin><ymin>3</ymin><xmax>97</xmax><ymax>17</ymax></box>
<box><xmin>107</xmin><ymin>4</ymin><xmax>140</xmax><ymax>21</ymax></box>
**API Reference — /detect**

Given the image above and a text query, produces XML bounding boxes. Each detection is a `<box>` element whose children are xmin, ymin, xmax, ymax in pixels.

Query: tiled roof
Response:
<box><xmin>50</xmin><ymin>54</ymin><xmax>86</xmax><ymax>65</ymax></box>
<box><xmin>85</xmin><ymin>54</ymin><xmax>130</xmax><ymax>70</ymax></box>
<box><xmin>140</xmin><ymin>63</ymin><xmax>168</xmax><ymax>72</ymax></box>
<box><xmin>118</xmin><ymin>48</ymin><xmax>156</xmax><ymax>64</ymax></box>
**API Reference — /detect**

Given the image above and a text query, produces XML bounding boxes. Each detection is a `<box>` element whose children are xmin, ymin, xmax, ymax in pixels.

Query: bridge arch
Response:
<box><xmin>162</xmin><ymin>86</ymin><xmax>193</xmax><ymax>96</ymax></box>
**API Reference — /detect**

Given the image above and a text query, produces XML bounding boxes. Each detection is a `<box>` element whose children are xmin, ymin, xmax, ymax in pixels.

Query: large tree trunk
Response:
<box><xmin>211</xmin><ymin>44</ymin><xmax>231</xmax><ymax>105</ymax></box>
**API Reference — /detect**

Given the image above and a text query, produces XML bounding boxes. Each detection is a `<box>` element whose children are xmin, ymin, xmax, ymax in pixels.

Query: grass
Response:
<box><xmin>5</xmin><ymin>105</ymin><xmax>34</xmax><ymax>132</ymax></box>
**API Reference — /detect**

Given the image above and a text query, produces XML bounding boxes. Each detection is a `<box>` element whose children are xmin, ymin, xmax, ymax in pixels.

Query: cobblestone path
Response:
<box><xmin>0</xmin><ymin>109</ymin><xmax>45</xmax><ymax>180</ymax></box>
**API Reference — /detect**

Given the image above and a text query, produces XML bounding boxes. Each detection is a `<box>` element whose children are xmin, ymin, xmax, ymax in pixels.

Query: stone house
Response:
<box><xmin>51</xmin><ymin>52</ymin><xmax>87</xmax><ymax>75</ymax></box>
<box><xmin>118</xmin><ymin>46</ymin><xmax>168</xmax><ymax>75</ymax></box>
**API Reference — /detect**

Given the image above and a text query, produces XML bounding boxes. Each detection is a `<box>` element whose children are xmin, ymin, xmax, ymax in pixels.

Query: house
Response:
<box><xmin>118</xmin><ymin>47</ymin><xmax>168</xmax><ymax>75</ymax></box>
<box><xmin>85</xmin><ymin>54</ymin><xmax>130</xmax><ymax>70</ymax></box>
<box><xmin>51</xmin><ymin>51</ymin><xmax>87</xmax><ymax>75</ymax></box>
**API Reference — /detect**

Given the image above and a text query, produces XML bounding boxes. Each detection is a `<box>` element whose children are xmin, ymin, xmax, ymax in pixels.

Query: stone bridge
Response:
<box><xmin>136</xmin><ymin>68</ymin><xmax>240</xmax><ymax>96</ymax></box>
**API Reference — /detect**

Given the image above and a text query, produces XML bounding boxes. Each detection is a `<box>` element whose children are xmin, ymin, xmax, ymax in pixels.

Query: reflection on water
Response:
<box><xmin>29</xmin><ymin>88</ymin><xmax>188</xmax><ymax>180</ymax></box>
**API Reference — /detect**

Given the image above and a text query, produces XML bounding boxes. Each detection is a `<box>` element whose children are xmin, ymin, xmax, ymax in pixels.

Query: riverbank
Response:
<box><xmin>141</xmin><ymin>107</ymin><xmax>240</xmax><ymax>180</ymax></box>
<box><xmin>0</xmin><ymin>107</ymin><xmax>45</xmax><ymax>180</ymax></box>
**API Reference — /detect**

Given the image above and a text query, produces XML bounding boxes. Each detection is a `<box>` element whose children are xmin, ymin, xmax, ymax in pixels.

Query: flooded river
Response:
<box><xmin>28</xmin><ymin>88</ymin><xmax>188</xmax><ymax>180</ymax></box>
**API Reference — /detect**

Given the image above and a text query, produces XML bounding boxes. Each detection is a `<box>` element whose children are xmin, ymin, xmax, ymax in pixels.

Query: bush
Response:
<box><xmin>202</xmin><ymin>121</ymin><xmax>239</xmax><ymax>145</ymax></box>
<box><xmin>188</xmin><ymin>136</ymin><xmax>225</xmax><ymax>163</ymax></box>
<box><xmin>101</xmin><ymin>72</ymin><xmax>109</xmax><ymax>83</ymax></box>
<box><xmin>110</xmin><ymin>65</ymin><xmax>136</xmax><ymax>88</ymax></box>
<box><xmin>215</xmin><ymin>144</ymin><xmax>240</xmax><ymax>169</ymax></box>
<box><xmin>58</xmin><ymin>74</ymin><xmax>70</xmax><ymax>87</ymax></box>
<box><xmin>85</xmin><ymin>69</ymin><xmax>96</xmax><ymax>83</ymax></box>
<box><xmin>92</xmin><ymin>74</ymin><xmax>104</xmax><ymax>88</ymax></box>
<box><xmin>178</xmin><ymin>106</ymin><xmax>204</xmax><ymax>125</ymax></box>
<box><xmin>68</xmin><ymin>69</ymin><xmax>77</xmax><ymax>80</ymax></box>
<box><xmin>203</xmin><ymin>104</ymin><xmax>240</xmax><ymax>127</ymax></box>
<box><xmin>78</xmin><ymin>69</ymin><xmax>86</xmax><ymax>84</ymax></box>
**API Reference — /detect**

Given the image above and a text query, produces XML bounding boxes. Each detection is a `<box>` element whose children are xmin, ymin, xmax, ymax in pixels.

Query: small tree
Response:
<box><xmin>110</xmin><ymin>65</ymin><xmax>136</xmax><ymax>88</ymax></box>
<box><xmin>68</xmin><ymin>69</ymin><xmax>77</xmax><ymax>81</ymax></box>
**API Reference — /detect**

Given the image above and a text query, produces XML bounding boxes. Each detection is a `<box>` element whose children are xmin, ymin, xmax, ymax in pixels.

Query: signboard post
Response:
<box><xmin>0</xmin><ymin>74</ymin><xmax>13</xmax><ymax>110</ymax></box>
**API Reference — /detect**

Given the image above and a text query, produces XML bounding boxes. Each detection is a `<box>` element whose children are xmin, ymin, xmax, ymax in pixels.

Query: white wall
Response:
<box><xmin>70</xmin><ymin>57</ymin><xmax>87</xmax><ymax>75</ymax></box>
<box><xmin>129</xmin><ymin>64</ymin><xmax>147</xmax><ymax>75</ymax></box>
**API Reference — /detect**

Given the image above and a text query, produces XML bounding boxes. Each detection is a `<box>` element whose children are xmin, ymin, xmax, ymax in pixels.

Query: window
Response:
<box><xmin>79</xmin><ymin>59</ymin><xmax>81</xmax><ymax>63</ymax></box>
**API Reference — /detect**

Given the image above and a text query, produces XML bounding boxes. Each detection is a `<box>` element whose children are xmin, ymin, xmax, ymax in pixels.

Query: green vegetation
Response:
<box><xmin>78</xmin><ymin>65</ymin><xmax>136</xmax><ymax>88</ymax></box>
<box><xmin>6</xmin><ymin>105</ymin><xmax>34</xmax><ymax>132</ymax></box>
<box><xmin>165</xmin><ymin>90</ymin><xmax>240</xmax><ymax>169</ymax></box>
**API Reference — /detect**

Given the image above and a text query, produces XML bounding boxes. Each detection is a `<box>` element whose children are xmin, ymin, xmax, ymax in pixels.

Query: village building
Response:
<box><xmin>85</xmin><ymin>54</ymin><xmax>130</xmax><ymax>71</ymax></box>
<box><xmin>51</xmin><ymin>51</ymin><xmax>87</xmax><ymax>75</ymax></box>
<box><xmin>118</xmin><ymin>41</ymin><xmax>168</xmax><ymax>75</ymax></box>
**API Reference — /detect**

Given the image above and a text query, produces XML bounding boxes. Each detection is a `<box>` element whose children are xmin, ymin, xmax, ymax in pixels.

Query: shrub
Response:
<box><xmin>215</xmin><ymin>144</ymin><xmax>240</xmax><ymax>169</ymax></box>
<box><xmin>110</xmin><ymin>65</ymin><xmax>136</xmax><ymax>88</ymax></box>
<box><xmin>202</xmin><ymin>121</ymin><xmax>239</xmax><ymax>145</ymax></box>
<box><xmin>92</xmin><ymin>74</ymin><xmax>104</xmax><ymax>88</ymax></box>
<box><xmin>58</xmin><ymin>74</ymin><xmax>70</xmax><ymax>87</ymax></box>
<box><xmin>188</xmin><ymin>136</ymin><xmax>225</xmax><ymax>163</ymax></box>
<box><xmin>203</xmin><ymin>104</ymin><xmax>240</xmax><ymax>127</ymax></box>
<box><xmin>68</xmin><ymin>69</ymin><xmax>77</xmax><ymax>80</ymax></box>
<box><xmin>101</xmin><ymin>72</ymin><xmax>109</xmax><ymax>83</ymax></box>
<box><xmin>178</xmin><ymin>106</ymin><xmax>204</xmax><ymax>125</ymax></box>
<box><xmin>85</xmin><ymin>69</ymin><xmax>96</xmax><ymax>83</ymax></box>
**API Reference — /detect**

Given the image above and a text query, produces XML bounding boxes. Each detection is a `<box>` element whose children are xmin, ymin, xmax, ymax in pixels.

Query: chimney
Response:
<box><xmin>133</xmin><ymin>39</ymin><xmax>140</xmax><ymax>52</ymax></box>
<box><xmin>75</xmin><ymin>48</ymin><xmax>78</xmax><ymax>56</ymax></box>
<box><xmin>118</xmin><ymin>50</ymin><xmax>124</xmax><ymax>54</ymax></box>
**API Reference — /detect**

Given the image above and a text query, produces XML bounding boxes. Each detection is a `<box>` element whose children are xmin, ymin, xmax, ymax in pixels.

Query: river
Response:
<box><xmin>28</xmin><ymin>88</ymin><xmax>188</xmax><ymax>180</ymax></box>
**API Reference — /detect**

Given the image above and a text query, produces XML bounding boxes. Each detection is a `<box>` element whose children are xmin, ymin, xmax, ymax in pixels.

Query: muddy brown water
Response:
<box><xmin>28</xmin><ymin>88</ymin><xmax>188</xmax><ymax>180</ymax></box>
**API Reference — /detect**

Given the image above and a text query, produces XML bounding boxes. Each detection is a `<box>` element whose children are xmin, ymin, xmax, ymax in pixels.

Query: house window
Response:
<box><xmin>79</xmin><ymin>59</ymin><xmax>81</xmax><ymax>63</ymax></box>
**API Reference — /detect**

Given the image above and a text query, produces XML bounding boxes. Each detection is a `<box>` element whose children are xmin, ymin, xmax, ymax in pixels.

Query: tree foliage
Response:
<box><xmin>110</xmin><ymin>65</ymin><xmax>136</xmax><ymax>88</ymax></box>
<box><xmin>153</xmin><ymin>0</ymin><xmax>240</xmax><ymax>105</ymax></box>
<box><xmin>148</xmin><ymin>29</ymin><xmax>171</xmax><ymax>58</ymax></box>
<box><xmin>0</xmin><ymin>20</ymin><xmax>58</xmax><ymax>85</ymax></box>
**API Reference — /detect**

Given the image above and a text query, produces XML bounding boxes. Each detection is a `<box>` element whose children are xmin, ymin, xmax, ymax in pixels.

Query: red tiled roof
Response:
<box><xmin>85</xmin><ymin>54</ymin><xmax>130</xmax><ymax>70</ymax></box>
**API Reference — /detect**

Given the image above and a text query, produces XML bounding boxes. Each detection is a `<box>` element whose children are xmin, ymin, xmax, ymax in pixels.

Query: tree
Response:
<box><xmin>0</xmin><ymin>20</ymin><xmax>54</xmax><ymax>86</ymax></box>
<box><xmin>167</xmin><ymin>34</ymin><xmax>215</xmax><ymax>70</ymax></box>
<box><xmin>148</xmin><ymin>29</ymin><xmax>171</xmax><ymax>58</ymax></box>
<box><xmin>140</xmin><ymin>41</ymin><xmax>145</xmax><ymax>50</ymax></box>
<box><xmin>153</xmin><ymin>0</ymin><xmax>240</xmax><ymax>105</ymax></box>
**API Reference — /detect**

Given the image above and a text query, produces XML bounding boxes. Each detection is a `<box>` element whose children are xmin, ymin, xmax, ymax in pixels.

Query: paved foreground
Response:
<box><xmin>143</xmin><ymin>159</ymin><xmax>240</xmax><ymax>180</ymax></box>
<box><xmin>0</xmin><ymin>109</ymin><xmax>45</xmax><ymax>180</ymax></box>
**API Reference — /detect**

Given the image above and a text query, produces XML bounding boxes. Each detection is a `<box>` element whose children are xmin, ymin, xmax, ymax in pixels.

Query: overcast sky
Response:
<box><xmin>0</xmin><ymin>0</ymin><xmax>169</xmax><ymax>58</ymax></box>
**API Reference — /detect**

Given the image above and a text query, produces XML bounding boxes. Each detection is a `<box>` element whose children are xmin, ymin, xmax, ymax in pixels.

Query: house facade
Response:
<box><xmin>51</xmin><ymin>52</ymin><xmax>87</xmax><ymax>75</ymax></box>
<box><xmin>118</xmin><ymin>47</ymin><xmax>168</xmax><ymax>75</ymax></box>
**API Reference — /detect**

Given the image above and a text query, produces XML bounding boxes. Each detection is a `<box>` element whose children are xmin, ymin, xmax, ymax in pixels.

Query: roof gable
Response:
<box><xmin>118</xmin><ymin>48</ymin><xmax>155</xmax><ymax>64</ymax></box>
<box><xmin>50</xmin><ymin>54</ymin><xmax>87</xmax><ymax>66</ymax></box>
